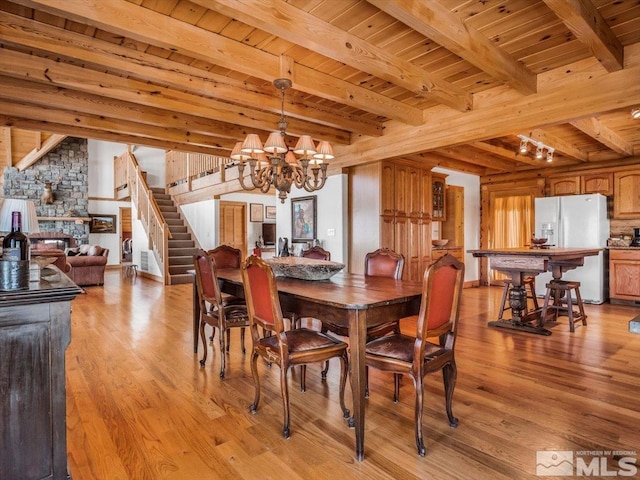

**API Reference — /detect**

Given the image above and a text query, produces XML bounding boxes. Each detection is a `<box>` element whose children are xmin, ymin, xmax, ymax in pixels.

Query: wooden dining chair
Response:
<box><xmin>365</xmin><ymin>254</ymin><xmax>464</xmax><ymax>456</ymax></box>
<box><xmin>240</xmin><ymin>255</ymin><xmax>350</xmax><ymax>438</ymax></box>
<box><xmin>319</xmin><ymin>248</ymin><xmax>405</xmax><ymax>393</ymax></box>
<box><xmin>287</xmin><ymin>245</ymin><xmax>333</xmax><ymax>330</ymax></box>
<box><xmin>301</xmin><ymin>245</ymin><xmax>331</xmax><ymax>261</ymax></box>
<box><xmin>193</xmin><ymin>249</ymin><xmax>249</xmax><ymax>378</ymax></box>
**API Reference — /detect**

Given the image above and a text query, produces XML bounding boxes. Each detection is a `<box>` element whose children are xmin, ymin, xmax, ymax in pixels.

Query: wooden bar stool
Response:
<box><xmin>540</xmin><ymin>280</ymin><xmax>587</xmax><ymax>332</ymax></box>
<box><xmin>497</xmin><ymin>276</ymin><xmax>538</xmax><ymax>320</ymax></box>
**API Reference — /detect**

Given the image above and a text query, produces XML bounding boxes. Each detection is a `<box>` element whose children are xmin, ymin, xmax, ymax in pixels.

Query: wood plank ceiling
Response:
<box><xmin>0</xmin><ymin>0</ymin><xmax>638</xmax><ymax>177</ymax></box>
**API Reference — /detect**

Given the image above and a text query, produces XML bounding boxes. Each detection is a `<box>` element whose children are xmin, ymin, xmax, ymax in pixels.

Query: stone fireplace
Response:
<box><xmin>2</xmin><ymin>137</ymin><xmax>89</xmax><ymax>242</ymax></box>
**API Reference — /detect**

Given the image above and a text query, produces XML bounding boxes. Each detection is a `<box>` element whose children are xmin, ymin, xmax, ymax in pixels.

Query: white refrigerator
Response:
<box><xmin>534</xmin><ymin>193</ymin><xmax>609</xmax><ymax>304</ymax></box>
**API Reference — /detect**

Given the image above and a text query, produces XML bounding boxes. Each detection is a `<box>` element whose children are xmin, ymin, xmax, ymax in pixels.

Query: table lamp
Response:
<box><xmin>0</xmin><ymin>198</ymin><xmax>41</xmax><ymax>235</ymax></box>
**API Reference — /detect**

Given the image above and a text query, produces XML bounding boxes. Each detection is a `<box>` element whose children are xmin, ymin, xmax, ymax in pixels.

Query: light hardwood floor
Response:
<box><xmin>65</xmin><ymin>270</ymin><xmax>640</xmax><ymax>480</ymax></box>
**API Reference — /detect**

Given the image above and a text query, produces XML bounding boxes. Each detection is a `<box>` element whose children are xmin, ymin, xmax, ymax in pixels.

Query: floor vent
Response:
<box><xmin>141</xmin><ymin>251</ymin><xmax>149</xmax><ymax>271</ymax></box>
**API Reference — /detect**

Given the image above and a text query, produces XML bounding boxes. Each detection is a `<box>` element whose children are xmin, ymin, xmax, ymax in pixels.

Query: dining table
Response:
<box><xmin>191</xmin><ymin>266</ymin><xmax>423</xmax><ymax>461</ymax></box>
<box><xmin>468</xmin><ymin>247</ymin><xmax>601</xmax><ymax>335</ymax></box>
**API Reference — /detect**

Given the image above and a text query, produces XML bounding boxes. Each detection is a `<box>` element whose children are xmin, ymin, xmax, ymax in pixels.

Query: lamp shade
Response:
<box><xmin>230</xmin><ymin>141</ymin><xmax>251</xmax><ymax>161</ymax></box>
<box><xmin>312</xmin><ymin>140</ymin><xmax>334</xmax><ymax>163</ymax></box>
<box><xmin>0</xmin><ymin>198</ymin><xmax>40</xmax><ymax>234</ymax></box>
<box><xmin>264</xmin><ymin>131</ymin><xmax>288</xmax><ymax>154</ymax></box>
<box><xmin>241</xmin><ymin>134</ymin><xmax>265</xmax><ymax>155</ymax></box>
<box><xmin>293</xmin><ymin>135</ymin><xmax>317</xmax><ymax>156</ymax></box>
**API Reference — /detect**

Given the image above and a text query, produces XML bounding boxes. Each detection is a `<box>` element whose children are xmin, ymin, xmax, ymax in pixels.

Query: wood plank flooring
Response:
<box><xmin>65</xmin><ymin>270</ymin><xmax>640</xmax><ymax>479</ymax></box>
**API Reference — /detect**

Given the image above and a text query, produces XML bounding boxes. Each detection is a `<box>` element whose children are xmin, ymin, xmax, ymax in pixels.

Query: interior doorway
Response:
<box><xmin>119</xmin><ymin>206</ymin><xmax>132</xmax><ymax>263</ymax></box>
<box><xmin>219</xmin><ymin>201</ymin><xmax>247</xmax><ymax>255</ymax></box>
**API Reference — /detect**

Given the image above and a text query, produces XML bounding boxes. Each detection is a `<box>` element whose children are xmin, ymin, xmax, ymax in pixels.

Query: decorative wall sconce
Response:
<box><xmin>517</xmin><ymin>134</ymin><xmax>555</xmax><ymax>163</ymax></box>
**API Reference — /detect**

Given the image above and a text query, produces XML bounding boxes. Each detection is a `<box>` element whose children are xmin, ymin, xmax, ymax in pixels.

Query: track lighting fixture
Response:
<box><xmin>516</xmin><ymin>134</ymin><xmax>555</xmax><ymax>163</ymax></box>
<box><xmin>632</xmin><ymin>108</ymin><xmax>640</xmax><ymax>120</ymax></box>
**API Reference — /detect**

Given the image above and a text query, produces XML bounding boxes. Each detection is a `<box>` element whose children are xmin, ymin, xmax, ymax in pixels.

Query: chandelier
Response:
<box><xmin>517</xmin><ymin>134</ymin><xmax>554</xmax><ymax>163</ymax></box>
<box><xmin>232</xmin><ymin>78</ymin><xmax>332</xmax><ymax>203</ymax></box>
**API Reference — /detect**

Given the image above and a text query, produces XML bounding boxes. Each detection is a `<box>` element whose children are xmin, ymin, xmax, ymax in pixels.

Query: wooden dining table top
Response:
<box><xmin>216</xmin><ymin>268</ymin><xmax>423</xmax><ymax>310</ymax></box>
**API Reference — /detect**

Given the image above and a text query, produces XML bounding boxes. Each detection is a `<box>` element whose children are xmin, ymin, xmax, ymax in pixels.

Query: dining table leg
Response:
<box><xmin>347</xmin><ymin>308</ymin><xmax>367</xmax><ymax>461</ymax></box>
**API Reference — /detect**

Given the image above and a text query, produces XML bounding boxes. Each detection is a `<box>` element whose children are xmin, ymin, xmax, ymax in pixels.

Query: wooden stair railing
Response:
<box><xmin>114</xmin><ymin>150</ymin><xmax>170</xmax><ymax>283</ymax></box>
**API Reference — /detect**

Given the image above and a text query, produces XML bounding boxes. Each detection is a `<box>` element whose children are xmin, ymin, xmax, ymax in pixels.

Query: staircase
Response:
<box><xmin>151</xmin><ymin>188</ymin><xmax>196</xmax><ymax>285</ymax></box>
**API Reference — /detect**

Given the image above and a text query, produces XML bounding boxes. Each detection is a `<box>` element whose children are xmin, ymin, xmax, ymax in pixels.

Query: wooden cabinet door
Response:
<box><xmin>613</xmin><ymin>171</ymin><xmax>640</xmax><ymax>218</ymax></box>
<box><xmin>432</xmin><ymin>174</ymin><xmax>446</xmax><ymax>221</ymax></box>
<box><xmin>406</xmin><ymin>216</ymin><xmax>422</xmax><ymax>281</ymax></box>
<box><xmin>393</xmin><ymin>163</ymin><xmax>409</xmax><ymax>217</ymax></box>
<box><xmin>609</xmin><ymin>250</ymin><xmax>640</xmax><ymax>300</ymax></box>
<box><xmin>581</xmin><ymin>173</ymin><xmax>613</xmax><ymax>196</ymax></box>
<box><xmin>549</xmin><ymin>176</ymin><xmax>580</xmax><ymax>195</ymax></box>
<box><xmin>421</xmin><ymin>169</ymin><xmax>432</xmax><ymax>219</ymax></box>
<box><xmin>380</xmin><ymin>215</ymin><xmax>395</xmax><ymax>251</ymax></box>
<box><xmin>407</xmin><ymin>165</ymin><xmax>422</xmax><ymax>218</ymax></box>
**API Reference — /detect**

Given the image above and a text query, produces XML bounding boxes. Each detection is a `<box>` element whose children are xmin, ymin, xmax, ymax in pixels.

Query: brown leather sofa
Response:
<box><xmin>65</xmin><ymin>244</ymin><xmax>109</xmax><ymax>286</ymax></box>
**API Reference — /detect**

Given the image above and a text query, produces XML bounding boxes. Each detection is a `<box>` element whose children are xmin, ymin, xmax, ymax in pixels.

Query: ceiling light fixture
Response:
<box><xmin>517</xmin><ymin>134</ymin><xmax>555</xmax><ymax>163</ymax></box>
<box><xmin>632</xmin><ymin>107</ymin><xmax>640</xmax><ymax>119</ymax></box>
<box><xmin>233</xmin><ymin>78</ymin><xmax>331</xmax><ymax>203</ymax></box>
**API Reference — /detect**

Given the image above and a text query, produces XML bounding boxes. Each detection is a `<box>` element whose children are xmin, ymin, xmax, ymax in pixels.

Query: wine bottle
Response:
<box><xmin>2</xmin><ymin>211</ymin><xmax>29</xmax><ymax>261</ymax></box>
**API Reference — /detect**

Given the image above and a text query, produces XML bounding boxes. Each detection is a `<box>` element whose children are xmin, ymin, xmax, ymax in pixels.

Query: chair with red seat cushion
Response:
<box><xmin>319</xmin><ymin>248</ymin><xmax>405</xmax><ymax>394</ymax></box>
<box><xmin>241</xmin><ymin>255</ymin><xmax>350</xmax><ymax>439</ymax></box>
<box><xmin>365</xmin><ymin>254</ymin><xmax>464</xmax><ymax>456</ymax></box>
<box><xmin>193</xmin><ymin>249</ymin><xmax>249</xmax><ymax>378</ymax></box>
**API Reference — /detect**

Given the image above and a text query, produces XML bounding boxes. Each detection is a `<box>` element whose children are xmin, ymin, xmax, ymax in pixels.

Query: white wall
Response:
<box><xmin>273</xmin><ymin>174</ymin><xmax>348</xmax><ymax>262</ymax></box>
<box><xmin>433</xmin><ymin>167</ymin><xmax>480</xmax><ymax>283</ymax></box>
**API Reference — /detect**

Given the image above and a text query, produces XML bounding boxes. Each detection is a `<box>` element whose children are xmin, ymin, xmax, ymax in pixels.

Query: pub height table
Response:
<box><xmin>468</xmin><ymin>247</ymin><xmax>601</xmax><ymax>335</ymax></box>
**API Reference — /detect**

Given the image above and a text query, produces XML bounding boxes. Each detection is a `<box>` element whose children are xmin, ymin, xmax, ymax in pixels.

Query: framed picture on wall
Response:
<box><xmin>250</xmin><ymin>203</ymin><xmax>264</xmax><ymax>222</ymax></box>
<box><xmin>89</xmin><ymin>214</ymin><xmax>117</xmax><ymax>233</ymax></box>
<box><xmin>265</xmin><ymin>205</ymin><xmax>276</xmax><ymax>219</ymax></box>
<box><xmin>291</xmin><ymin>196</ymin><xmax>317</xmax><ymax>242</ymax></box>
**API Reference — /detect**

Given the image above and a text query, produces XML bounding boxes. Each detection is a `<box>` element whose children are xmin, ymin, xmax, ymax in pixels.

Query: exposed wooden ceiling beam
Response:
<box><xmin>0</xmin><ymin>101</ymin><xmax>236</xmax><ymax>151</ymax></box>
<box><xmin>0</xmin><ymin>76</ymin><xmax>264</xmax><ymax>142</ymax></box>
<box><xmin>435</xmin><ymin>145</ymin><xmax>516</xmax><ymax>172</ymax></box>
<box><xmin>407</xmin><ymin>152</ymin><xmax>490</xmax><ymax>176</ymax></box>
<box><xmin>0</xmin><ymin>49</ymin><xmax>349</xmax><ymax>145</ymax></box>
<box><xmin>369</xmin><ymin>0</ymin><xmax>537</xmax><ymax>95</ymax></box>
<box><xmin>543</xmin><ymin>0</ymin><xmax>623</xmax><ymax>72</ymax></box>
<box><xmin>0</xmin><ymin>11</ymin><xmax>382</xmax><ymax>138</ymax></box>
<box><xmin>330</xmin><ymin>62</ymin><xmax>640</xmax><ymax>168</ymax></box>
<box><xmin>570</xmin><ymin>117</ymin><xmax>635</xmax><ymax>155</ymax></box>
<box><xmin>471</xmin><ymin>142</ymin><xmax>542</xmax><ymax>167</ymax></box>
<box><xmin>14</xmin><ymin>133</ymin><xmax>66</xmax><ymax>171</ymax></box>
<box><xmin>200</xmin><ymin>0</ymin><xmax>472</xmax><ymax>112</ymax></box>
<box><xmin>10</xmin><ymin>0</ymin><xmax>423</xmax><ymax>125</ymax></box>
<box><xmin>0</xmin><ymin>115</ymin><xmax>227</xmax><ymax>157</ymax></box>
<box><xmin>1</xmin><ymin>126</ymin><xmax>11</xmax><ymax>169</ymax></box>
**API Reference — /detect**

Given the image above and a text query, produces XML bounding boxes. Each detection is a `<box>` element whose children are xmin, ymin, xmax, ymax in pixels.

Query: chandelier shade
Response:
<box><xmin>235</xmin><ymin>79</ymin><xmax>330</xmax><ymax>202</ymax></box>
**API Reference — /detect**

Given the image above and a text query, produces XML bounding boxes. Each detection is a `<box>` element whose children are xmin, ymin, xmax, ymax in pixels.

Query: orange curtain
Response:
<box><xmin>489</xmin><ymin>195</ymin><xmax>534</xmax><ymax>281</ymax></box>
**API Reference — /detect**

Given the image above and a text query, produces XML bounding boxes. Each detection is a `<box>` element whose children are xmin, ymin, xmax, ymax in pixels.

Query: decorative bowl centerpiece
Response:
<box><xmin>432</xmin><ymin>239</ymin><xmax>449</xmax><ymax>247</ymax></box>
<box><xmin>266</xmin><ymin>257</ymin><xmax>345</xmax><ymax>281</ymax></box>
<box><xmin>531</xmin><ymin>237</ymin><xmax>548</xmax><ymax>246</ymax></box>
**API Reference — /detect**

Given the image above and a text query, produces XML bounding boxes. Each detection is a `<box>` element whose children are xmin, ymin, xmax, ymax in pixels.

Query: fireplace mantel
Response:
<box><xmin>37</xmin><ymin>216</ymin><xmax>91</xmax><ymax>223</ymax></box>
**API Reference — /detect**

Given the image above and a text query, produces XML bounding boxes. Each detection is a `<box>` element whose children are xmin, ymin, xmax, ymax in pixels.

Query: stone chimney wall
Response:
<box><xmin>2</xmin><ymin>137</ymin><xmax>89</xmax><ymax>240</ymax></box>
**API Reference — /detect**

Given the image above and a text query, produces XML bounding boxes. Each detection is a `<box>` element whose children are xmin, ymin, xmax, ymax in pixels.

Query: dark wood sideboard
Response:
<box><xmin>0</xmin><ymin>268</ymin><xmax>82</xmax><ymax>479</ymax></box>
